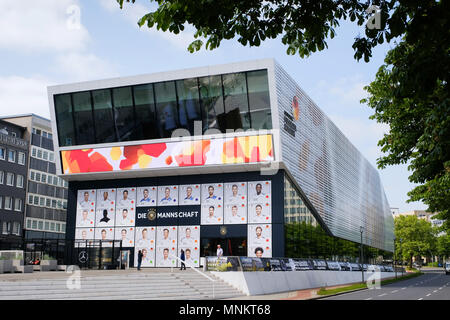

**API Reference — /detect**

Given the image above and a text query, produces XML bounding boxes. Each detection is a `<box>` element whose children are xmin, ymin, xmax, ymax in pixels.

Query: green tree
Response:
<box><xmin>117</xmin><ymin>0</ymin><xmax>449</xmax><ymax>228</ymax></box>
<box><xmin>436</xmin><ymin>234</ymin><xmax>450</xmax><ymax>262</ymax></box>
<box><xmin>394</xmin><ymin>215</ymin><xmax>436</xmax><ymax>268</ymax></box>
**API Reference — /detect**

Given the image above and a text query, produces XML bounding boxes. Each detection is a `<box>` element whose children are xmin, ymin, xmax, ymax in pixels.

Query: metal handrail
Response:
<box><xmin>169</xmin><ymin>254</ymin><xmax>216</xmax><ymax>299</ymax></box>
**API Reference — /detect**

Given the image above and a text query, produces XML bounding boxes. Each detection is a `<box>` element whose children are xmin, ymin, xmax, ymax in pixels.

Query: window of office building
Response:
<box><xmin>8</xmin><ymin>149</ymin><xmax>16</xmax><ymax>163</ymax></box>
<box><xmin>154</xmin><ymin>81</ymin><xmax>179</xmax><ymax>138</ymax></box>
<box><xmin>72</xmin><ymin>91</ymin><xmax>95</xmax><ymax>145</ymax></box>
<box><xmin>18</xmin><ymin>152</ymin><xmax>26</xmax><ymax>165</ymax></box>
<box><xmin>6</xmin><ymin>172</ymin><xmax>14</xmax><ymax>186</ymax></box>
<box><xmin>2</xmin><ymin>222</ymin><xmax>7</xmax><ymax>235</ymax></box>
<box><xmin>222</xmin><ymin>73</ymin><xmax>251</xmax><ymax>130</ymax></box>
<box><xmin>92</xmin><ymin>89</ymin><xmax>116</xmax><ymax>143</ymax></box>
<box><xmin>199</xmin><ymin>75</ymin><xmax>226</xmax><ymax>133</ymax></box>
<box><xmin>54</xmin><ymin>94</ymin><xmax>76</xmax><ymax>147</ymax></box>
<box><xmin>43</xmin><ymin>150</ymin><xmax>48</xmax><ymax>161</ymax></box>
<box><xmin>49</xmin><ymin>152</ymin><xmax>54</xmax><ymax>162</ymax></box>
<box><xmin>112</xmin><ymin>87</ymin><xmax>135</xmax><ymax>142</ymax></box>
<box><xmin>16</xmin><ymin>175</ymin><xmax>24</xmax><ymax>188</ymax></box>
<box><xmin>0</xmin><ymin>196</ymin><xmax>2</xmax><ymax>209</ymax></box>
<box><xmin>13</xmin><ymin>222</ymin><xmax>21</xmax><ymax>235</ymax></box>
<box><xmin>38</xmin><ymin>221</ymin><xmax>43</xmax><ymax>230</ymax></box>
<box><xmin>133</xmin><ymin>84</ymin><xmax>158</xmax><ymax>140</ymax></box>
<box><xmin>176</xmin><ymin>78</ymin><xmax>201</xmax><ymax>135</ymax></box>
<box><xmin>4</xmin><ymin>196</ymin><xmax>12</xmax><ymax>210</ymax></box>
<box><xmin>14</xmin><ymin>198</ymin><xmax>22</xmax><ymax>212</ymax></box>
<box><xmin>41</xmin><ymin>174</ymin><xmax>46</xmax><ymax>184</ymax></box>
<box><xmin>0</xmin><ymin>171</ymin><xmax>3</xmax><ymax>184</ymax></box>
<box><xmin>28</xmin><ymin>195</ymin><xmax>33</xmax><ymax>205</ymax></box>
<box><xmin>247</xmin><ymin>70</ymin><xmax>272</xmax><ymax>130</ymax></box>
<box><xmin>0</xmin><ymin>147</ymin><xmax>5</xmax><ymax>160</ymax></box>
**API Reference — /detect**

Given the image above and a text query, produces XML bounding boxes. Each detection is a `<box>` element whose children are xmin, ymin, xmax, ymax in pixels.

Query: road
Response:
<box><xmin>322</xmin><ymin>270</ymin><xmax>450</xmax><ymax>300</ymax></box>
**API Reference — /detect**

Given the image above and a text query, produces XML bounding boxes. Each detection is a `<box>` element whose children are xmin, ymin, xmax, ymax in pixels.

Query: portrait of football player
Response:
<box><xmin>201</xmin><ymin>205</ymin><xmax>223</xmax><ymax>225</ymax></box>
<box><xmin>95</xmin><ymin>208</ymin><xmax>115</xmax><ymax>227</ymax></box>
<box><xmin>179</xmin><ymin>184</ymin><xmax>200</xmax><ymax>205</ymax></box>
<box><xmin>248</xmin><ymin>181</ymin><xmax>271</xmax><ymax>205</ymax></box>
<box><xmin>135</xmin><ymin>227</ymin><xmax>156</xmax><ymax>248</ymax></box>
<box><xmin>76</xmin><ymin>190</ymin><xmax>96</xmax><ymax>211</ymax></box>
<box><xmin>96</xmin><ymin>189</ymin><xmax>116</xmax><ymax>210</ymax></box>
<box><xmin>140</xmin><ymin>247</ymin><xmax>155</xmax><ymax>267</ymax></box>
<box><xmin>224</xmin><ymin>204</ymin><xmax>247</xmax><ymax>224</ymax></box>
<box><xmin>76</xmin><ymin>208</ymin><xmax>95</xmax><ymax>227</ymax></box>
<box><xmin>158</xmin><ymin>185</ymin><xmax>178</xmax><ymax>206</ymax></box>
<box><xmin>75</xmin><ymin>228</ymin><xmax>94</xmax><ymax>246</ymax></box>
<box><xmin>156</xmin><ymin>247</ymin><xmax>176</xmax><ymax>267</ymax></box>
<box><xmin>201</xmin><ymin>184</ymin><xmax>223</xmax><ymax>205</ymax></box>
<box><xmin>136</xmin><ymin>187</ymin><xmax>157</xmax><ymax>207</ymax></box>
<box><xmin>248</xmin><ymin>224</ymin><xmax>272</xmax><ymax>257</ymax></box>
<box><xmin>115</xmin><ymin>207</ymin><xmax>135</xmax><ymax>227</ymax></box>
<box><xmin>95</xmin><ymin>228</ymin><xmax>114</xmax><ymax>247</ymax></box>
<box><xmin>114</xmin><ymin>227</ymin><xmax>135</xmax><ymax>247</ymax></box>
<box><xmin>156</xmin><ymin>226</ymin><xmax>177</xmax><ymax>249</ymax></box>
<box><xmin>224</xmin><ymin>182</ymin><xmax>247</xmax><ymax>205</ymax></box>
<box><xmin>116</xmin><ymin>188</ymin><xmax>136</xmax><ymax>209</ymax></box>
<box><xmin>248</xmin><ymin>203</ymin><xmax>271</xmax><ymax>224</ymax></box>
<box><xmin>178</xmin><ymin>226</ymin><xmax>199</xmax><ymax>248</ymax></box>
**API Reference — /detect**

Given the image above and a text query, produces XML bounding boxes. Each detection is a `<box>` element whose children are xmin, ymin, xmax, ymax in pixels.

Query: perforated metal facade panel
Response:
<box><xmin>273</xmin><ymin>62</ymin><xmax>394</xmax><ymax>252</ymax></box>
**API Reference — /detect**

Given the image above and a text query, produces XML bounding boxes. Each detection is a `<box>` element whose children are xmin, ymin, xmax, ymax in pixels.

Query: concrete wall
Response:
<box><xmin>211</xmin><ymin>271</ymin><xmax>395</xmax><ymax>296</ymax></box>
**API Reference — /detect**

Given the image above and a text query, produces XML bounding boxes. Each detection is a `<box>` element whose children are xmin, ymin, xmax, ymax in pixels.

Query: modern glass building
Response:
<box><xmin>47</xmin><ymin>59</ymin><xmax>394</xmax><ymax>267</ymax></box>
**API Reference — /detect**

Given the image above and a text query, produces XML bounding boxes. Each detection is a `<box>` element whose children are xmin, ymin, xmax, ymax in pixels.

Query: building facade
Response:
<box><xmin>47</xmin><ymin>59</ymin><xmax>394</xmax><ymax>267</ymax></box>
<box><xmin>1</xmin><ymin>114</ymin><xmax>68</xmax><ymax>240</ymax></box>
<box><xmin>0</xmin><ymin>120</ymin><xmax>28</xmax><ymax>240</ymax></box>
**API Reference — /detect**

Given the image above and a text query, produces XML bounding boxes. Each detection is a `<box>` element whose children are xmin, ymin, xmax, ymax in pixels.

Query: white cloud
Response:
<box><xmin>0</xmin><ymin>76</ymin><xmax>52</xmax><ymax>118</ymax></box>
<box><xmin>0</xmin><ymin>0</ymin><xmax>90</xmax><ymax>52</ymax></box>
<box><xmin>317</xmin><ymin>74</ymin><xmax>367</xmax><ymax>106</ymax></box>
<box><xmin>55</xmin><ymin>52</ymin><xmax>119</xmax><ymax>82</ymax></box>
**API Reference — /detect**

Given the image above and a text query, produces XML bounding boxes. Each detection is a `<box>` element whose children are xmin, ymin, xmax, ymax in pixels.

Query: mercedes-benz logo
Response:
<box><xmin>147</xmin><ymin>208</ymin><xmax>156</xmax><ymax>221</ymax></box>
<box><xmin>78</xmin><ymin>251</ymin><xmax>88</xmax><ymax>263</ymax></box>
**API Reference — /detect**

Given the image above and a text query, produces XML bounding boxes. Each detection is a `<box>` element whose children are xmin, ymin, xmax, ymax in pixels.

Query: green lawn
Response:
<box><xmin>317</xmin><ymin>271</ymin><xmax>423</xmax><ymax>296</ymax></box>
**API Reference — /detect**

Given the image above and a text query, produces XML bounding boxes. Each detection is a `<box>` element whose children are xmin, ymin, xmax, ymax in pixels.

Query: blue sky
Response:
<box><xmin>0</xmin><ymin>0</ymin><xmax>425</xmax><ymax>212</ymax></box>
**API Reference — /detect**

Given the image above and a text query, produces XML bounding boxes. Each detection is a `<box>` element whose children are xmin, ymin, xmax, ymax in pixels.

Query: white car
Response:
<box><xmin>445</xmin><ymin>262</ymin><xmax>450</xmax><ymax>275</ymax></box>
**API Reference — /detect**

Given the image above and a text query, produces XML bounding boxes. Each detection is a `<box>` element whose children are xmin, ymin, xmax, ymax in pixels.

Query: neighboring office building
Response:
<box><xmin>47</xmin><ymin>59</ymin><xmax>394</xmax><ymax>267</ymax></box>
<box><xmin>1</xmin><ymin>114</ymin><xmax>68</xmax><ymax>240</ymax></box>
<box><xmin>0</xmin><ymin>120</ymin><xmax>28</xmax><ymax>241</ymax></box>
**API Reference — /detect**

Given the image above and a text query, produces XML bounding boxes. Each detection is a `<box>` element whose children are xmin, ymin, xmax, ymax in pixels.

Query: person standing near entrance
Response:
<box><xmin>137</xmin><ymin>250</ymin><xmax>143</xmax><ymax>271</ymax></box>
<box><xmin>180</xmin><ymin>249</ymin><xmax>186</xmax><ymax>270</ymax></box>
<box><xmin>216</xmin><ymin>244</ymin><xmax>223</xmax><ymax>258</ymax></box>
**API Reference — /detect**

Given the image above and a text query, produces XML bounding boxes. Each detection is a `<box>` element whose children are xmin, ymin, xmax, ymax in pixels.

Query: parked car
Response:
<box><xmin>326</xmin><ymin>261</ymin><xmax>341</xmax><ymax>271</ymax></box>
<box><xmin>383</xmin><ymin>265</ymin><xmax>394</xmax><ymax>272</ymax></box>
<box><xmin>311</xmin><ymin>259</ymin><xmax>328</xmax><ymax>270</ymax></box>
<box><xmin>339</xmin><ymin>262</ymin><xmax>351</xmax><ymax>271</ymax></box>
<box><xmin>445</xmin><ymin>262</ymin><xmax>450</xmax><ymax>275</ymax></box>
<box><xmin>350</xmin><ymin>263</ymin><xmax>361</xmax><ymax>271</ymax></box>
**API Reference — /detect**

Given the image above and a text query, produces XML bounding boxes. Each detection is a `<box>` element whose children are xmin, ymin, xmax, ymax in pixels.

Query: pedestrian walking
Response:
<box><xmin>137</xmin><ymin>250</ymin><xmax>143</xmax><ymax>271</ymax></box>
<box><xmin>180</xmin><ymin>249</ymin><xmax>186</xmax><ymax>270</ymax></box>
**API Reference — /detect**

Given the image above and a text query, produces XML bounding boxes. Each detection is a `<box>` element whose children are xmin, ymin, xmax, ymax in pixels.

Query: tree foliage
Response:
<box><xmin>394</xmin><ymin>215</ymin><xmax>436</xmax><ymax>267</ymax></box>
<box><xmin>117</xmin><ymin>0</ymin><xmax>450</xmax><ymax>228</ymax></box>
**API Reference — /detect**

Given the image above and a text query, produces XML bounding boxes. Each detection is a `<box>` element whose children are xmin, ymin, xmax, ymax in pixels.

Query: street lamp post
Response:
<box><xmin>399</xmin><ymin>238</ymin><xmax>403</xmax><ymax>277</ymax></box>
<box><xmin>394</xmin><ymin>236</ymin><xmax>397</xmax><ymax>279</ymax></box>
<box><xmin>360</xmin><ymin>226</ymin><xmax>364</xmax><ymax>283</ymax></box>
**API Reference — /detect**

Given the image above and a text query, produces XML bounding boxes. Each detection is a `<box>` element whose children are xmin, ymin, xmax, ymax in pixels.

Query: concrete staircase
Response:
<box><xmin>0</xmin><ymin>270</ymin><xmax>244</xmax><ymax>300</ymax></box>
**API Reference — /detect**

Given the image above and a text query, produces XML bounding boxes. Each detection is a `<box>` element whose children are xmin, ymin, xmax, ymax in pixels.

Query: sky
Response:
<box><xmin>0</xmin><ymin>0</ymin><xmax>426</xmax><ymax>212</ymax></box>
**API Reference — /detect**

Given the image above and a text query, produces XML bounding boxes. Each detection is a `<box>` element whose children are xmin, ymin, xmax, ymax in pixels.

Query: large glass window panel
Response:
<box><xmin>199</xmin><ymin>75</ymin><xmax>226</xmax><ymax>133</ymax></box>
<box><xmin>112</xmin><ymin>87</ymin><xmax>135</xmax><ymax>141</ymax></box>
<box><xmin>92</xmin><ymin>89</ymin><xmax>116</xmax><ymax>143</ymax></box>
<box><xmin>247</xmin><ymin>70</ymin><xmax>272</xmax><ymax>130</ymax></box>
<box><xmin>176</xmin><ymin>78</ymin><xmax>201</xmax><ymax>135</ymax></box>
<box><xmin>72</xmin><ymin>92</ymin><xmax>95</xmax><ymax>145</ymax></box>
<box><xmin>154</xmin><ymin>81</ymin><xmax>179</xmax><ymax>138</ymax></box>
<box><xmin>54</xmin><ymin>94</ymin><xmax>76</xmax><ymax>146</ymax></box>
<box><xmin>133</xmin><ymin>84</ymin><xmax>158</xmax><ymax>140</ymax></box>
<box><xmin>222</xmin><ymin>73</ymin><xmax>251</xmax><ymax>130</ymax></box>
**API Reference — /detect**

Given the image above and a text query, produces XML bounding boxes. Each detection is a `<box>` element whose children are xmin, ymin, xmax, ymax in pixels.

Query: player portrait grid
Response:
<box><xmin>74</xmin><ymin>181</ymin><xmax>273</xmax><ymax>263</ymax></box>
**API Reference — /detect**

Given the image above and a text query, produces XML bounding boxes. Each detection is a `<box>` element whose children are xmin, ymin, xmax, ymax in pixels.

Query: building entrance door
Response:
<box><xmin>201</xmin><ymin>237</ymin><xmax>246</xmax><ymax>257</ymax></box>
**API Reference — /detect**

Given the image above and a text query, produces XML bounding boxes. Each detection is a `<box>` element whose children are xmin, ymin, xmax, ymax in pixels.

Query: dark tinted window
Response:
<box><xmin>176</xmin><ymin>78</ymin><xmax>201</xmax><ymax>135</ymax></box>
<box><xmin>199</xmin><ymin>75</ymin><xmax>225</xmax><ymax>133</ymax></box>
<box><xmin>247</xmin><ymin>70</ymin><xmax>272</xmax><ymax>129</ymax></box>
<box><xmin>154</xmin><ymin>81</ymin><xmax>178</xmax><ymax>138</ymax></box>
<box><xmin>54</xmin><ymin>94</ymin><xmax>76</xmax><ymax>147</ymax></box>
<box><xmin>92</xmin><ymin>89</ymin><xmax>116</xmax><ymax>143</ymax></box>
<box><xmin>222</xmin><ymin>73</ymin><xmax>251</xmax><ymax>130</ymax></box>
<box><xmin>72</xmin><ymin>92</ymin><xmax>95</xmax><ymax>145</ymax></box>
<box><xmin>133</xmin><ymin>84</ymin><xmax>158</xmax><ymax>140</ymax></box>
<box><xmin>112</xmin><ymin>87</ymin><xmax>135</xmax><ymax>141</ymax></box>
